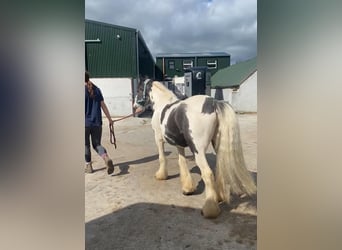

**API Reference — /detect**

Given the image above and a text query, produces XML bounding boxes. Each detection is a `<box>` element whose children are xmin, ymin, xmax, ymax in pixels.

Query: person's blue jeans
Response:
<box><xmin>85</xmin><ymin>126</ymin><xmax>107</xmax><ymax>163</ymax></box>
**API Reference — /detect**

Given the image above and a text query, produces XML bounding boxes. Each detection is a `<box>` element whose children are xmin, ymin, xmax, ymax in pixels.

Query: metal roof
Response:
<box><xmin>156</xmin><ymin>52</ymin><xmax>230</xmax><ymax>58</ymax></box>
<box><xmin>211</xmin><ymin>57</ymin><xmax>257</xmax><ymax>88</ymax></box>
<box><xmin>85</xmin><ymin>19</ymin><xmax>137</xmax><ymax>33</ymax></box>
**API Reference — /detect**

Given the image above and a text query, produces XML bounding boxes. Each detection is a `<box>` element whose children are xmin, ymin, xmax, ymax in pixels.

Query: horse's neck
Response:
<box><xmin>154</xmin><ymin>95</ymin><xmax>178</xmax><ymax>111</ymax></box>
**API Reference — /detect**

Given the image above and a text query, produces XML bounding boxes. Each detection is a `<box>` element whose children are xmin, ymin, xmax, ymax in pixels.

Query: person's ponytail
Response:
<box><xmin>85</xmin><ymin>71</ymin><xmax>94</xmax><ymax>98</ymax></box>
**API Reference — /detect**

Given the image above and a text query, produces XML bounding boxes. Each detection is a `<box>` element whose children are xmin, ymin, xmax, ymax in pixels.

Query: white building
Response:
<box><xmin>210</xmin><ymin>57</ymin><xmax>257</xmax><ymax>113</ymax></box>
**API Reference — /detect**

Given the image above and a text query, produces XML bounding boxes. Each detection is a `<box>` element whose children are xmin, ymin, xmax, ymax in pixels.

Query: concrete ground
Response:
<box><xmin>85</xmin><ymin>113</ymin><xmax>257</xmax><ymax>250</ymax></box>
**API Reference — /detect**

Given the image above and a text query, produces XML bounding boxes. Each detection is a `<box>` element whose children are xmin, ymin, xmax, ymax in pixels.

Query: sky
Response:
<box><xmin>85</xmin><ymin>0</ymin><xmax>256</xmax><ymax>64</ymax></box>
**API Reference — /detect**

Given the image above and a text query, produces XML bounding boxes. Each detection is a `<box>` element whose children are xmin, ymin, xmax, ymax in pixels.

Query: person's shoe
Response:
<box><xmin>104</xmin><ymin>156</ymin><xmax>114</xmax><ymax>175</ymax></box>
<box><xmin>85</xmin><ymin>162</ymin><xmax>93</xmax><ymax>174</ymax></box>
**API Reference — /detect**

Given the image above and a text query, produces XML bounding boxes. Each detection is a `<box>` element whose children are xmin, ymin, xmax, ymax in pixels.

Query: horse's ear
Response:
<box><xmin>143</xmin><ymin>79</ymin><xmax>153</xmax><ymax>86</ymax></box>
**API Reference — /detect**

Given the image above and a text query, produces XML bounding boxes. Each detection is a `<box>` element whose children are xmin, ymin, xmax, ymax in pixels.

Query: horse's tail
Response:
<box><xmin>213</xmin><ymin>101</ymin><xmax>256</xmax><ymax>202</ymax></box>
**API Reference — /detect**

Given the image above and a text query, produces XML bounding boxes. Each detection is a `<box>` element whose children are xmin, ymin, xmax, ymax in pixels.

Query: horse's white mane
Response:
<box><xmin>152</xmin><ymin>81</ymin><xmax>177</xmax><ymax>101</ymax></box>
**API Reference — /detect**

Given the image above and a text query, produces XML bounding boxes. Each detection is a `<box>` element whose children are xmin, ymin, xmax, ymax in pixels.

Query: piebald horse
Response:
<box><xmin>134</xmin><ymin>80</ymin><xmax>256</xmax><ymax>218</ymax></box>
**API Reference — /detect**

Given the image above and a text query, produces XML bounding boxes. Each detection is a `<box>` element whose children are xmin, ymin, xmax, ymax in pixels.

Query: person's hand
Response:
<box><xmin>108</xmin><ymin>117</ymin><xmax>114</xmax><ymax>125</ymax></box>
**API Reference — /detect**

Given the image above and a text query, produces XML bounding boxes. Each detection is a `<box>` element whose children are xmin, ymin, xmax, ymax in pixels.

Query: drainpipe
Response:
<box><xmin>162</xmin><ymin>57</ymin><xmax>165</xmax><ymax>79</ymax></box>
<box><xmin>153</xmin><ymin>58</ymin><xmax>155</xmax><ymax>79</ymax></box>
<box><xmin>134</xmin><ymin>30</ymin><xmax>140</xmax><ymax>116</ymax></box>
<box><xmin>135</xmin><ymin>30</ymin><xmax>140</xmax><ymax>82</ymax></box>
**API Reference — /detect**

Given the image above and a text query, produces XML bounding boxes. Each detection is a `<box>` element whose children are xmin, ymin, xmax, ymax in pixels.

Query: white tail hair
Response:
<box><xmin>214</xmin><ymin>101</ymin><xmax>256</xmax><ymax>202</ymax></box>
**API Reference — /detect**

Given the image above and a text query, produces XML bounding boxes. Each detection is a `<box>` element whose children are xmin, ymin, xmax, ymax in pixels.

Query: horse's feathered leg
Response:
<box><xmin>195</xmin><ymin>151</ymin><xmax>221</xmax><ymax>218</ymax></box>
<box><xmin>154</xmin><ymin>131</ymin><xmax>168</xmax><ymax>180</ymax></box>
<box><xmin>177</xmin><ymin>147</ymin><xmax>195</xmax><ymax>195</ymax></box>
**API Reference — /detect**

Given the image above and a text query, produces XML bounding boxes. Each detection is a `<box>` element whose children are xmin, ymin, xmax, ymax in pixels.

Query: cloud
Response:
<box><xmin>85</xmin><ymin>0</ymin><xmax>256</xmax><ymax>63</ymax></box>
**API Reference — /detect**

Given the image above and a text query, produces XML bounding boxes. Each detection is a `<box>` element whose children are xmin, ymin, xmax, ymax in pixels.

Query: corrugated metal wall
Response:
<box><xmin>85</xmin><ymin>20</ymin><xmax>137</xmax><ymax>78</ymax></box>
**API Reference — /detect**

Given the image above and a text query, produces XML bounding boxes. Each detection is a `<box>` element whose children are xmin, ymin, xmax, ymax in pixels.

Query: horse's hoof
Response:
<box><xmin>155</xmin><ymin>175</ymin><xmax>167</xmax><ymax>180</ymax></box>
<box><xmin>201</xmin><ymin>200</ymin><xmax>221</xmax><ymax>219</ymax></box>
<box><xmin>155</xmin><ymin>172</ymin><xmax>168</xmax><ymax>180</ymax></box>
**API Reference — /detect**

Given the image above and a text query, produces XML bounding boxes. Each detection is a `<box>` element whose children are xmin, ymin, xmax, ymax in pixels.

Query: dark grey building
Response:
<box><xmin>155</xmin><ymin>52</ymin><xmax>230</xmax><ymax>80</ymax></box>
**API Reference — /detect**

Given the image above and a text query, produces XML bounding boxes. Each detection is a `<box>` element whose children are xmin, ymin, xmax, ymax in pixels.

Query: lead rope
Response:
<box><xmin>109</xmin><ymin>123</ymin><xmax>117</xmax><ymax>149</ymax></box>
<box><xmin>109</xmin><ymin>78</ymin><xmax>151</xmax><ymax>149</ymax></box>
<box><xmin>109</xmin><ymin>110</ymin><xmax>144</xmax><ymax>149</ymax></box>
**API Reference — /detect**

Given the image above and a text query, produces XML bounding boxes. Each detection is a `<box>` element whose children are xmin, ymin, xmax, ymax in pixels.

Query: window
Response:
<box><xmin>183</xmin><ymin>60</ymin><xmax>193</xmax><ymax>69</ymax></box>
<box><xmin>207</xmin><ymin>59</ymin><xmax>217</xmax><ymax>69</ymax></box>
<box><xmin>168</xmin><ymin>60</ymin><xmax>175</xmax><ymax>70</ymax></box>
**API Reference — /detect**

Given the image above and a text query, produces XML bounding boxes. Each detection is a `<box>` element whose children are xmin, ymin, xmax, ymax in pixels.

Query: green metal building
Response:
<box><xmin>155</xmin><ymin>52</ymin><xmax>230</xmax><ymax>80</ymax></box>
<box><xmin>85</xmin><ymin>19</ymin><xmax>155</xmax><ymax>79</ymax></box>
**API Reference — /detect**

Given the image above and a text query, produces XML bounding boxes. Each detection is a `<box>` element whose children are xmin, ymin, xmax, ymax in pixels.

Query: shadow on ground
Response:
<box><xmin>86</xmin><ymin>202</ymin><xmax>256</xmax><ymax>250</ymax></box>
<box><xmin>106</xmin><ymin>152</ymin><xmax>172</xmax><ymax>176</ymax></box>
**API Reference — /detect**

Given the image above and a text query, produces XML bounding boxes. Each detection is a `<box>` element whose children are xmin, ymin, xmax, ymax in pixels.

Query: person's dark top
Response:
<box><xmin>85</xmin><ymin>84</ymin><xmax>104</xmax><ymax>127</ymax></box>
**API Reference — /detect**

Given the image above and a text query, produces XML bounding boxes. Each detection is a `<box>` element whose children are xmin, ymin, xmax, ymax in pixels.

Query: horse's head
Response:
<box><xmin>133</xmin><ymin>79</ymin><xmax>179</xmax><ymax>114</ymax></box>
<box><xmin>133</xmin><ymin>79</ymin><xmax>153</xmax><ymax>113</ymax></box>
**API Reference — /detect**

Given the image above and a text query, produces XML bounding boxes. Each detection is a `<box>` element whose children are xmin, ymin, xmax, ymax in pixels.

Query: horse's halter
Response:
<box><xmin>136</xmin><ymin>79</ymin><xmax>153</xmax><ymax>107</ymax></box>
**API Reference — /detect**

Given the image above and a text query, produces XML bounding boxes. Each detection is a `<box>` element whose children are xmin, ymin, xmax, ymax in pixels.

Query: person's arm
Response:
<box><xmin>100</xmin><ymin>101</ymin><xmax>113</xmax><ymax>125</ymax></box>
